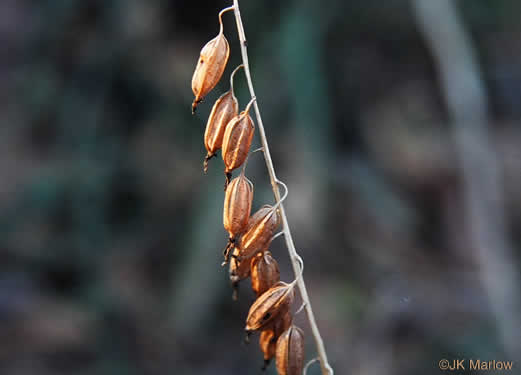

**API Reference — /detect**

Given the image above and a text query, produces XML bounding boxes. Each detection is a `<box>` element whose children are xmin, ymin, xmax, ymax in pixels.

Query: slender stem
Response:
<box><xmin>232</xmin><ymin>1</ymin><xmax>333</xmax><ymax>374</ymax></box>
<box><xmin>218</xmin><ymin>6</ymin><xmax>234</xmax><ymax>34</ymax></box>
<box><xmin>229</xmin><ymin>64</ymin><xmax>244</xmax><ymax>95</ymax></box>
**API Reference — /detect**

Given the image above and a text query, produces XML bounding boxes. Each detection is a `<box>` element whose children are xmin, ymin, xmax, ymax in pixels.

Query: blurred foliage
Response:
<box><xmin>1</xmin><ymin>0</ymin><xmax>521</xmax><ymax>374</ymax></box>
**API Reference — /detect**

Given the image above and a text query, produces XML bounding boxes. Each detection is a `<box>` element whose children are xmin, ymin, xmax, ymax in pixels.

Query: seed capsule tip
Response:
<box><xmin>224</xmin><ymin>171</ymin><xmax>232</xmax><ymax>190</ymax></box>
<box><xmin>191</xmin><ymin>99</ymin><xmax>200</xmax><ymax>114</ymax></box>
<box><xmin>203</xmin><ymin>153</ymin><xmax>213</xmax><ymax>173</ymax></box>
<box><xmin>222</xmin><ymin>238</ymin><xmax>235</xmax><ymax>263</ymax></box>
<box><xmin>244</xmin><ymin>331</ymin><xmax>252</xmax><ymax>344</ymax></box>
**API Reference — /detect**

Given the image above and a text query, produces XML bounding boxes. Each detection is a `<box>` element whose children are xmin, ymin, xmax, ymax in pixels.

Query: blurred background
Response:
<box><xmin>1</xmin><ymin>0</ymin><xmax>521</xmax><ymax>374</ymax></box>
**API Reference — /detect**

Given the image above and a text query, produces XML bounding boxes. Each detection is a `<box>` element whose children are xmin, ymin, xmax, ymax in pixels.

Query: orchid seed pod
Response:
<box><xmin>245</xmin><ymin>281</ymin><xmax>294</xmax><ymax>332</ymax></box>
<box><xmin>237</xmin><ymin>205</ymin><xmax>279</xmax><ymax>261</ymax></box>
<box><xmin>191</xmin><ymin>7</ymin><xmax>233</xmax><ymax>114</ymax></box>
<box><xmin>222</xmin><ymin>169</ymin><xmax>253</xmax><ymax>262</ymax></box>
<box><xmin>229</xmin><ymin>246</ymin><xmax>253</xmax><ymax>301</ymax></box>
<box><xmin>251</xmin><ymin>251</ymin><xmax>280</xmax><ymax>297</ymax></box>
<box><xmin>203</xmin><ymin>65</ymin><xmax>243</xmax><ymax>172</ymax></box>
<box><xmin>275</xmin><ymin>325</ymin><xmax>305</xmax><ymax>375</ymax></box>
<box><xmin>221</xmin><ymin>169</ymin><xmax>253</xmax><ymax>263</ymax></box>
<box><xmin>259</xmin><ymin>310</ymin><xmax>292</xmax><ymax>369</ymax></box>
<box><xmin>221</xmin><ymin>97</ymin><xmax>256</xmax><ymax>183</ymax></box>
<box><xmin>259</xmin><ymin>330</ymin><xmax>276</xmax><ymax>370</ymax></box>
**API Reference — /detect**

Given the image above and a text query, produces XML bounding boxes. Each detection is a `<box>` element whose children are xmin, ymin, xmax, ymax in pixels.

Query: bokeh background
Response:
<box><xmin>2</xmin><ymin>0</ymin><xmax>521</xmax><ymax>374</ymax></box>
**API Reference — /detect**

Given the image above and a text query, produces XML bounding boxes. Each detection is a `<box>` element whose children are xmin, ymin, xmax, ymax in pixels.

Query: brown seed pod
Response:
<box><xmin>191</xmin><ymin>8</ymin><xmax>232</xmax><ymax>114</ymax></box>
<box><xmin>245</xmin><ymin>281</ymin><xmax>294</xmax><ymax>332</ymax></box>
<box><xmin>222</xmin><ymin>170</ymin><xmax>253</xmax><ymax>262</ymax></box>
<box><xmin>203</xmin><ymin>65</ymin><xmax>243</xmax><ymax>172</ymax></box>
<box><xmin>221</xmin><ymin>98</ymin><xmax>256</xmax><ymax>184</ymax></box>
<box><xmin>259</xmin><ymin>330</ymin><xmax>276</xmax><ymax>368</ymax></box>
<box><xmin>251</xmin><ymin>251</ymin><xmax>280</xmax><ymax>297</ymax></box>
<box><xmin>237</xmin><ymin>205</ymin><xmax>279</xmax><ymax>261</ymax></box>
<box><xmin>229</xmin><ymin>246</ymin><xmax>253</xmax><ymax>301</ymax></box>
<box><xmin>275</xmin><ymin>325</ymin><xmax>305</xmax><ymax>375</ymax></box>
<box><xmin>259</xmin><ymin>310</ymin><xmax>292</xmax><ymax>369</ymax></box>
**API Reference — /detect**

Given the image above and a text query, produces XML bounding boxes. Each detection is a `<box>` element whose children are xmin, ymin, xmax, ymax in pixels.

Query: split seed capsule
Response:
<box><xmin>237</xmin><ymin>205</ymin><xmax>279</xmax><ymax>261</ymax></box>
<box><xmin>259</xmin><ymin>310</ymin><xmax>292</xmax><ymax>369</ymax></box>
<box><xmin>229</xmin><ymin>246</ymin><xmax>253</xmax><ymax>300</ymax></box>
<box><xmin>245</xmin><ymin>281</ymin><xmax>294</xmax><ymax>332</ymax></box>
<box><xmin>275</xmin><ymin>325</ymin><xmax>305</xmax><ymax>375</ymax></box>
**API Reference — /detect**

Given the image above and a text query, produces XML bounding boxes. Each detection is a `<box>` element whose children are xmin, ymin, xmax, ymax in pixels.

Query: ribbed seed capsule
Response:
<box><xmin>221</xmin><ymin>98</ymin><xmax>255</xmax><ymax>185</ymax></box>
<box><xmin>203</xmin><ymin>65</ymin><xmax>243</xmax><ymax>172</ymax></box>
<box><xmin>259</xmin><ymin>330</ymin><xmax>276</xmax><ymax>368</ymax></box>
<box><xmin>245</xmin><ymin>281</ymin><xmax>294</xmax><ymax>332</ymax></box>
<box><xmin>203</xmin><ymin>92</ymin><xmax>237</xmax><ymax>171</ymax></box>
<box><xmin>275</xmin><ymin>325</ymin><xmax>305</xmax><ymax>375</ymax></box>
<box><xmin>259</xmin><ymin>310</ymin><xmax>292</xmax><ymax>369</ymax></box>
<box><xmin>223</xmin><ymin>171</ymin><xmax>253</xmax><ymax>251</ymax></box>
<box><xmin>251</xmin><ymin>251</ymin><xmax>280</xmax><ymax>297</ymax></box>
<box><xmin>237</xmin><ymin>205</ymin><xmax>279</xmax><ymax>261</ymax></box>
<box><xmin>191</xmin><ymin>8</ymin><xmax>232</xmax><ymax>114</ymax></box>
<box><xmin>229</xmin><ymin>246</ymin><xmax>253</xmax><ymax>301</ymax></box>
<box><xmin>222</xmin><ymin>171</ymin><xmax>253</xmax><ymax>264</ymax></box>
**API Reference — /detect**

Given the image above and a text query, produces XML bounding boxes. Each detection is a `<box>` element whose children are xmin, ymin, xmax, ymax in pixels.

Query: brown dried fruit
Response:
<box><xmin>203</xmin><ymin>65</ymin><xmax>243</xmax><ymax>172</ymax></box>
<box><xmin>275</xmin><ymin>325</ymin><xmax>305</xmax><ymax>375</ymax></box>
<box><xmin>223</xmin><ymin>171</ymin><xmax>253</xmax><ymax>241</ymax></box>
<box><xmin>229</xmin><ymin>247</ymin><xmax>252</xmax><ymax>283</ymax></box>
<box><xmin>229</xmin><ymin>246</ymin><xmax>253</xmax><ymax>301</ymax></box>
<box><xmin>259</xmin><ymin>330</ymin><xmax>276</xmax><ymax>368</ymax></box>
<box><xmin>221</xmin><ymin>98</ymin><xmax>255</xmax><ymax>184</ymax></box>
<box><xmin>251</xmin><ymin>251</ymin><xmax>280</xmax><ymax>297</ymax></box>
<box><xmin>221</xmin><ymin>169</ymin><xmax>253</xmax><ymax>264</ymax></box>
<box><xmin>203</xmin><ymin>92</ymin><xmax>237</xmax><ymax>170</ymax></box>
<box><xmin>191</xmin><ymin>9</ymin><xmax>231</xmax><ymax>114</ymax></box>
<box><xmin>259</xmin><ymin>310</ymin><xmax>292</xmax><ymax>368</ymax></box>
<box><xmin>237</xmin><ymin>205</ymin><xmax>279</xmax><ymax>261</ymax></box>
<box><xmin>245</xmin><ymin>281</ymin><xmax>294</xmax><ymax>332</ymax></box>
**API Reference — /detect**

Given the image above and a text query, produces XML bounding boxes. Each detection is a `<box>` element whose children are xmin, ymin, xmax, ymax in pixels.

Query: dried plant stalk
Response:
<box><xmin>231</xmin><ymin>1</ymin><xmax>333</xmax><ymax>373</ymax></box>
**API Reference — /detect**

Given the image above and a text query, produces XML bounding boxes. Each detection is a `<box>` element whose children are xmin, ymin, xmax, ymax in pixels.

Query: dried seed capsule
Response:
<box><xmin>191</xmin><ymin>8</ymin><xmax>232</xmax><ymax>114</ymax></box>
<box><xmin>245</xmin><ymin>281</ymin><xmax>294</xmax><ymax>332</ymax></box>
<box><xmin>203</xmin><ymin>92</ymin><xmax>237</xmax><ymax>171</ymax></box>
<box><xmin>221</xmin><ymin>98</ymin><xmax>256</xmax><ymax>183</ymax></box>
<box><xmin>259</xmin><ymin>330</ymin><xmax>276</xmax><ymax>369</ymax></box>
<box><xmin>259</xmin><ymin>310</ymin><xmax>292</xmax><ymax>369</ymax></box>
<box><xmin>275</xmin><ymin>325</ymin><xmax>305</xmax><ymax>375</ymax></box>
<box><xmin>237</xmin><ymin>205</ymin><xmax>279</xmax><ymax>261</ymax></box>
<box><xmin>203</xmin><ymin>65</ymin><xmax>243</xmax><ymax>172</ymax></box>
<box><xmin>251</xmin><ymin>251</ymin><xmax>280</xmax><ymax>297</ymax></box>
<box><xmin>229</xmin><ymin>246</ymin><xmax>254</xmax><ymax>301</ymax></box>
<box><xmin>222</xmin><ymin>171</ymin><xmax>253</xmax><ymax>262</ymax></box>
<box><xmin>222</xmin><ymin>170</ymin><xmax>253</xmax><ymax>264</ymax></box>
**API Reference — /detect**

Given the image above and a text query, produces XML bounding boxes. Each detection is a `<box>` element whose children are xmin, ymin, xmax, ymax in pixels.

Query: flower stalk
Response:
<box><xmin>231</xmin><ymin>1</ymin><xmax>333</xmax><ymax>373</ymax></box>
